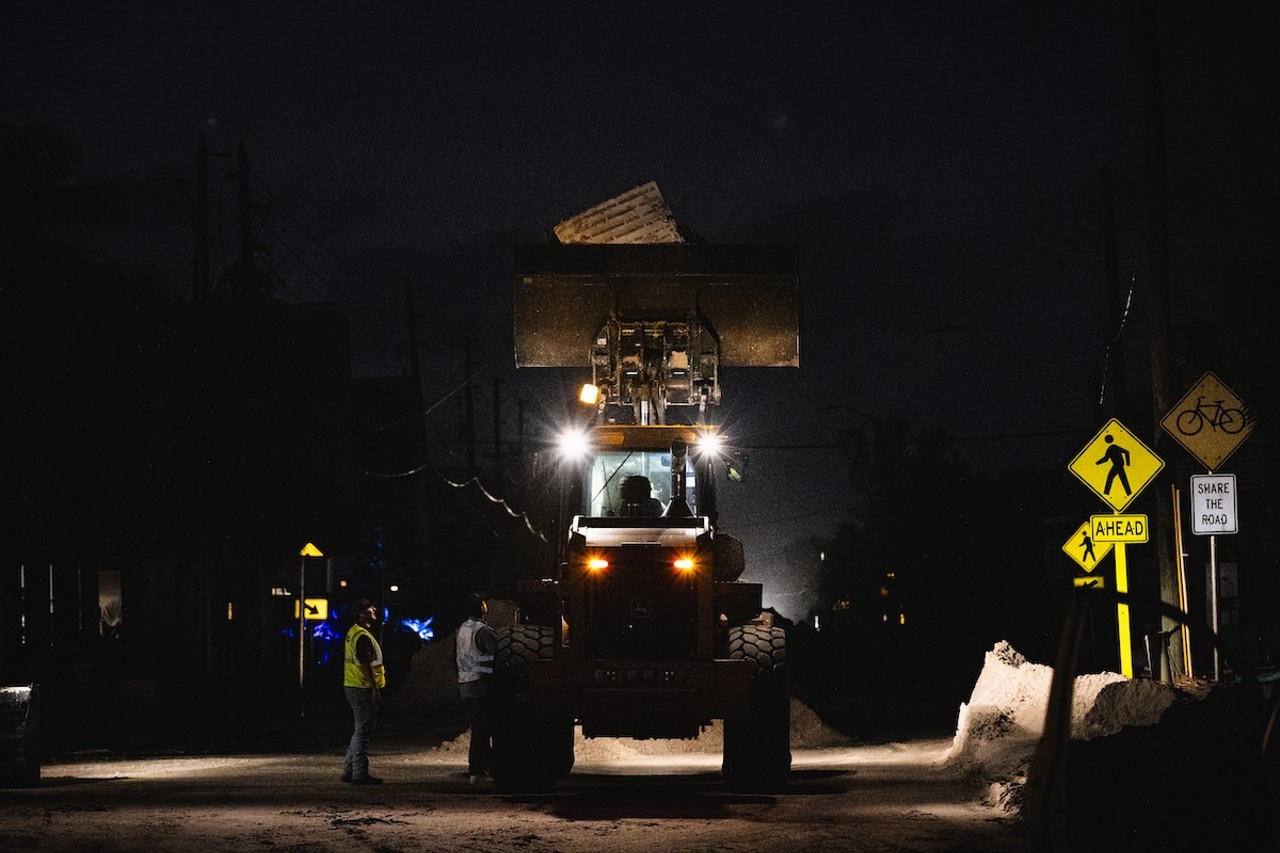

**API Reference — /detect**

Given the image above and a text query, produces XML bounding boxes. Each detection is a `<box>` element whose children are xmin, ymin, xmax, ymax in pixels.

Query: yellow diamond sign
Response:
<box><xmin>1160</xmin><ymin>371</ymin><xmax>1254</xmax><ymax>470</ymax></box>
<box><xmin>1068</xmin><ymin>418</ymin><xmax>1164</xmax><ymax>511</ymax></box>
<box><xmin>1062</xmin><ymin>519</ymin><xmax>1112</xmax><ymax>572</ymax></box>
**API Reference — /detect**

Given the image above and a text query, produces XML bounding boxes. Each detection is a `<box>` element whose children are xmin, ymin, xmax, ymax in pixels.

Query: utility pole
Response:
<box><xmin>194</xmin><ymin>134</ymin><xmax>211</xmax><ymax>307</ymax></box>
<box><xmin>404</xmin><ymin>276</ymin><xmax>423</xmax><ymax>391</ymax></box>
<box><xmin>404</xmin><ymin>277</ymin><xmax>431</xmax><ymax>558</ymax></box>
<box><xmin>226</xmin><ymin>140</ymin><xmax>271</xmax><ymax>300</ymax></box>
<box><xmin>492</xmin><ymin>378</ymin><xmax>504</xmax><ymax>487</ymax></box>
<box><xmin>193</xmin><ymin>134</ymin><xmax>231</xmax><ymax>305</ymax></box>
<box><xmin>236</xmin><ymin>140</ymin><xmax>255</xmax><ymax>278</ymax></box>
<box><xmin>1140</xmin><ymin>0</ymin><xmax>1179</xmax><ymax>682</ymax></box>
<box><xmin>464</xmin><ymin>337</ymin><xmax>476</xmax><ymax>474</ymax></box>
<box><xmin>1100</xmin><ymin>163</ymin><xmax>1126</xmax><ymax>420</ymax></box>
<box><xmin>517</xmin><ymin>398</ymin><xmax>526</xmax><ymax>459</ymax></box>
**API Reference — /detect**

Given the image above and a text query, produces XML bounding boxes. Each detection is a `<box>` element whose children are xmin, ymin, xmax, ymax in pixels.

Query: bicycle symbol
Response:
<box><xmin>1175</xmin><ymin>397</ymin><xmax>1245</xmax><ymax>436</ymax></box>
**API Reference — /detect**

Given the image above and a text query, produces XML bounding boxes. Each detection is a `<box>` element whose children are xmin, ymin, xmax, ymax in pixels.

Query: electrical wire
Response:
<box><xmin>1096</xmin><ymin>258</ymin><xmax>1138</xmax><ymax>411</ymax></box>
<box><xmin>359</xmin><ymin>455</ymin><xmax>548</xmax><ymax>545</ymax></box>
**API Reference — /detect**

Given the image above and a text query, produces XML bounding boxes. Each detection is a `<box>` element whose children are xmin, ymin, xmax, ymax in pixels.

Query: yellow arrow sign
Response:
<box><xmin>1062</xmin><ymin>519</ymin><xmax>1112</xmax><ymax>572</ymax></box>
<box><xmin>1089</xmin><ymin>513</ymin><xmax>1149</xmax><ymax>543</ymax></box>
<box><xmin>294</xmin><ymin>598</ymin><xmax>328</xmax><ymax>620</ymax></box>
<box><xmin>1068</xmin><ymin>418</ymin><xmax>1164</xmax><ymax>511</ymax></box>
<box><xmin>1074</xmin><ymin>575</ymin><xmax>1106</xmax><ymax>589</ymax></box>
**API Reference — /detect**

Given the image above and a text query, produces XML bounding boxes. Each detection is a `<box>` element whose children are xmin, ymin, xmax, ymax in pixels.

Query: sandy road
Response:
<box><xmin>0</xmin><ymin>737</ymin><xmax>1025</xmax><ymax>853</ymax></box>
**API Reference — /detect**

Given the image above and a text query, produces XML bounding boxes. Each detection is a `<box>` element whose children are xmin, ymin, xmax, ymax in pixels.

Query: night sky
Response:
<box><xmin>5</xmin><ymin>2</ymin><xmax>1277</xmax><ymax>609</ymax></box>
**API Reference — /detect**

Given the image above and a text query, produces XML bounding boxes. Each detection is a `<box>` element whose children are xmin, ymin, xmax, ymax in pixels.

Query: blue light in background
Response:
<box><xmin>312</xmin><ymin>620</ymin><xmax>343</xmax><ymax>642</ymax></box>
<box><xmin>399</xmin><ymin>616</ymin><xmax>435</xmax><ymax>641</ymax></box>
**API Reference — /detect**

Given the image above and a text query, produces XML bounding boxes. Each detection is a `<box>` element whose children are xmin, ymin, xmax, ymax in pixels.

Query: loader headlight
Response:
<box><xmin>673</xmin><ymin>556</ymin><xmax>695</xmax><ymax>573</ymax></box>
<box><xmin>557</xmin><ymin>427</ymin><xmax>590</xmax><ymax>460</ymax></box>
<box><xmin>695</xmin><ymin>431</ymin><xmax>723</xmax><ymax>458</ymax></box>
<box><xmin>587</xmin><ymin>557</ymin><xmax>609</xmax><ymax>572</ymax></box>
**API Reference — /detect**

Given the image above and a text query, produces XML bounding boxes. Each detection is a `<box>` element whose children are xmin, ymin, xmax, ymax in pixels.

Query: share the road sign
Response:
<box><xmin>1089</xmin><ymin>513</ymin><xmax>1149</xmax><ymax>543</ymax></box>
<box><xmin>1190</xmin><ymin>473</ymin><xmax>1238</xmax><ymax>535</ymax></box>
<box><xmin>1069</xmin><ymin>418</ymin><xmax>1164</xmax><ymax>511</ymax></box>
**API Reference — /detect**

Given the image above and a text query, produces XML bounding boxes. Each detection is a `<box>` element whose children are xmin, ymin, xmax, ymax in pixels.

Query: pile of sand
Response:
<box><xmin>431</xmin><ymin>695</ymin><xmax>845</xmax><ymax>762</ymax></box>
<box><xmin>942</xmin><ymin>641</ymin><xmax>1178</xmax><ymax>811</ymax></box>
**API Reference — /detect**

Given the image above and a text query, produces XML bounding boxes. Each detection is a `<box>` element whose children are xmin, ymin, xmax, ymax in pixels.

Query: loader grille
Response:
<box><xmin>584</xmin><ymin>547</ymin><xmax>698</xmax><ymax>661</ymax></box>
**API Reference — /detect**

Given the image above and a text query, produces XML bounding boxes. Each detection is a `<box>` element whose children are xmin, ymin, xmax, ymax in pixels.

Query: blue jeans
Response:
<box><xmin>343</xmin><ymin>686</ymin><xmax>378</xmax><ymax>779</ymax></box>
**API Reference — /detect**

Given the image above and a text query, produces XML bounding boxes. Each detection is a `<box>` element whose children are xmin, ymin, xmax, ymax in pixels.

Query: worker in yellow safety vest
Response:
<box><xmin>341</xmin><ymin>598</ymin><xmax>386</xmax><ymax>784</ymax></box>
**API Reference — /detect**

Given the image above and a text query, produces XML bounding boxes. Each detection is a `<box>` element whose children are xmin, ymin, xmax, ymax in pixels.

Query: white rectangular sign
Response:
<box><xmin>1190</xmin><ymin>474</ymin><xmax>1237</xmax><ymax>535</ymax></box>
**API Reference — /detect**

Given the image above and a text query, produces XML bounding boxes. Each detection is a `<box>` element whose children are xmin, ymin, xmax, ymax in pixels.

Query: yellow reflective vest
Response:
<box><xmin>343</xmin><ymin>623</ymin><xmax>386</xmax><ymax>689</ymax></box>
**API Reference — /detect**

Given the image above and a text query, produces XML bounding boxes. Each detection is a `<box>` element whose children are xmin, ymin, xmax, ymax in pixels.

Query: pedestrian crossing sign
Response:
<box><xmin>1068</xmin><ymin>418</ymin><xmax>1164</xmax><ymax>512</ymax></box>
<box><xmin>1062</xmin><ymin>519</ymin><xmax>1112</xmax><ymax>572</ymax></box>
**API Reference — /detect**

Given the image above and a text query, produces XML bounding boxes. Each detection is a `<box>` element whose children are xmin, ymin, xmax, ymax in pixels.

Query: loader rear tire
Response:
<box><xmin>722</xmin><ymin>624</ymin><xmax>790</xmax><ymax>793</ymax></box>
<box><xmin>490</xmin><ymin>624</ymin><xmax>572</xmax><ymax>793</ymax></box>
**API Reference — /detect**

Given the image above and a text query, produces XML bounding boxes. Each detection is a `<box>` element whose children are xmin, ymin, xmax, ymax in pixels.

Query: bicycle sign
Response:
<box><xmin>1174</xmin><ymin>397</ymin><xmax>1245</xmax><ymax>436</ymax></box>
<box><xmin>1160</xmin><ymin>372</ymin><xmax>1254</xmax><ymax>469</ymax></box>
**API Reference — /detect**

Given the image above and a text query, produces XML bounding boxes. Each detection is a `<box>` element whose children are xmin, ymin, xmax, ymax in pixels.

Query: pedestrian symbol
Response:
<box><xmin>1062</xmin><ymin>519</ymin><xmax>1112</xmax><ymax>572</ymax></box>
<box><xmin>1068</xmin><ymin>418</ymin><xmax>1164</xmax><ymax>511</ymax></box>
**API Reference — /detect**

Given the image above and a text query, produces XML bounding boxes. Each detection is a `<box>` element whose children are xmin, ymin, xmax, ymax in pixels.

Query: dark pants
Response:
<box><xmin>464</xmin><ymin>694</ymin><xmax>492</xmax><ymax>776</ymax></box>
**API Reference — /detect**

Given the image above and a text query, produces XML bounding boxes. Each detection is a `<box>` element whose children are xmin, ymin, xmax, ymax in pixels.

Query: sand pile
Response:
<box><xmin>430</xmin><ymin>695</ymin><xmax>845</xmax><ymax>762</ymax></box>
<box><xmin>942</xmin><ymin>640</ymin><xmax>1178</xmax><ymax>811</ymax></box>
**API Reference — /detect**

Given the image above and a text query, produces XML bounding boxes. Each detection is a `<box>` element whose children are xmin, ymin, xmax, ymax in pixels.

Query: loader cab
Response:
<box><xmin>586</xmin><ymin>450</ymin><xmax>696</xmax><ymax>518</ymax></box>
<box><xmin>560</xmin><ymin>424</ymin><xmax>722</xmax><ymax>525</ymax></box>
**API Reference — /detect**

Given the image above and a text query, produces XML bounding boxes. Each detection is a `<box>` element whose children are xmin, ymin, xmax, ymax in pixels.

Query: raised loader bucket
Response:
<box><xmin>0</xmin><ymin>683</ymin><xmax>40</xmax><ymax>787</ymax></box>
<box><xmin>513</xmin><ymin>243</ymin><xmax>800</xmax><ymax>368</ymax></box>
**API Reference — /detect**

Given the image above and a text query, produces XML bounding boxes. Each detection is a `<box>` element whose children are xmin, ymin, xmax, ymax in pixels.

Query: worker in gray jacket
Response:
<box><xmin>455</xmin><ymin>592</ymin><xmax>497</xmax><ymax>784</ymax></box>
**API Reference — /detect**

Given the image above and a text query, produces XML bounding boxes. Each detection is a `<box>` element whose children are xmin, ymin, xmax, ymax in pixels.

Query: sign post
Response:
<box><xmin>1068</xmin><ymin>419</ymin><xmax>1164</xmax><ymax>677</ymax></box>
<box><xmin>298</xmin><ymin>542</ymin><xmax>324</xmax><ymax>716</ymax></box>
<box><xmin>1189</xmin><ymin>473</ymin><xmax>1237</xmax><ymax>681</ymax></box>
<box><xmin>1161</xmin><ymin>373</ymin><xmax>1253</xmax><ymax>682</ymax></box>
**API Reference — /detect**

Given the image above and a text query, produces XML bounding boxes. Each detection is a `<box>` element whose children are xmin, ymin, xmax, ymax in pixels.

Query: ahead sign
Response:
<box><xmin>1190</xmin><ymin>474</ymin><xmax>1237</xmax><ymax>535</ymax></box>
<box><xmin>1089</xmin><ymin>513</ymin><xmax>1149</xmax><ymax>543</ymax></box>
